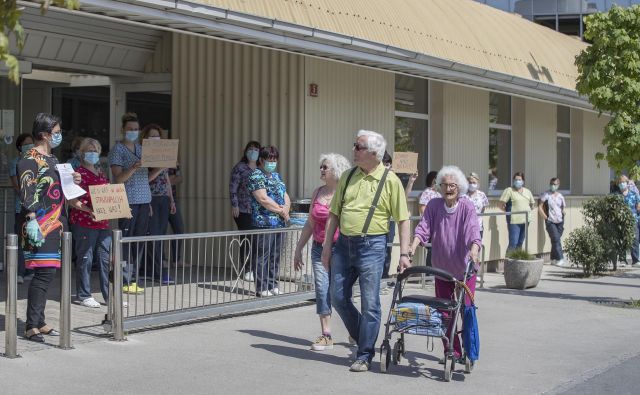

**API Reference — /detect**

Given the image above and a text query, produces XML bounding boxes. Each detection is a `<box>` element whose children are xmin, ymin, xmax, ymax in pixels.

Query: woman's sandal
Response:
<box><xmin>38</xmin><ymin>325</ymin><xmax>60</xmax><ymax>336</ymax></box>
<box><xmin>25</xmin><ymin>329</ymin><xmax>45</xmax><ymax>343</ymax></box>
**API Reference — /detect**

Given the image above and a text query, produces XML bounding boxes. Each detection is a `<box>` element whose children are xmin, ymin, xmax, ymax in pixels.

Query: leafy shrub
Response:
<box><xmin>565</xmin><ymin>226</ymin><xmax>607</xmax><ymax>277</ymax></box>
<box><xmin>506</xmin><ymin>249</ymin><xmax>535</xmax><ymax>261</ymax></box>
<box><xmin>581</xmin><ymin>195</ymin><xmax>635</xmax><ymax>271</ymax></box>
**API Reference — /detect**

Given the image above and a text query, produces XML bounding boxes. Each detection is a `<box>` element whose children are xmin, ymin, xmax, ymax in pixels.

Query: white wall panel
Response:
<box><xmin>582</xmin><ymin>112</ymin><xmax>610</xmax><ymax>195</ymax></box>
<box><xmin>524</xmin><ymin>100</ymin><xmax>556</xmax><ymax>195</ymax></box>
<box><xmin>303</xmin><ymin>58</ymin><xmax>394</xmax><ymax>197</ymax></box>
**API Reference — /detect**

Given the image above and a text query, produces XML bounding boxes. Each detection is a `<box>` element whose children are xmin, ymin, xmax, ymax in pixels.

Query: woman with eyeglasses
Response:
<box><xmin>293</xmin><ymin>153</ymin><xmax>351</xmax><ymax>351</ymax></box>
<box><xmin>410</xmin><ymin>165</ymin><xmax>481</xmax><ymax>364</ymax></box>
<box><xmin>229</xmin><ymin>140</ymin><xmax>261</xmax><ymax>281</ymax></box>
<box><xmin>18</xmin><ymin>113</ymin><xmax>93</xmax><ymax>342</ymax></box>
<box><xmin>247</xmin><ymin>146</ymin><xmax>291</xmax><ymax>297</ymax></box>
<box><xmin>70</xmin><ymin>138</ymin><xmax>111</xmax><ymax>308</ymax></box>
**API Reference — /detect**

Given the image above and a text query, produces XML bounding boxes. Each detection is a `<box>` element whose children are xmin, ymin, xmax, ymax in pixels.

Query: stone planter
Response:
<box><xmin>503</xmin><ymin>258</ymin><xmax>544</xmax><ymax>289</ymax></box>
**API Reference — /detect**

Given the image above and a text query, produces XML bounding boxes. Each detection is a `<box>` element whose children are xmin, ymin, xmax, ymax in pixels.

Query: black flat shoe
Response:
<box><xmin>26</xmin><ymin>332</ymin><xmax>45</xmax><ymax>343</ymax></box>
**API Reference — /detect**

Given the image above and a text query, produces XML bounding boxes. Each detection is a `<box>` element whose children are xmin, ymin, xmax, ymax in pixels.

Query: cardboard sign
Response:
<box><xmin>392</xmin><ymin>152</ymin><xmax>418</xmax><ymax>174</ymax></box>
<box><xmin>141</xmin><ymin>139</ymin><xmax>179</xmax><ymax>168</ymax></box>
<box><xmin>89</xmin><ymin>184</ymin><xmax>131</xmax><ymax>221</ymax></box>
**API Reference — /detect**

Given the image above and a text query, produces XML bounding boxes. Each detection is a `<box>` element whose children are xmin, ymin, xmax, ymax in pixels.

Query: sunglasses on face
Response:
<box><xmin>353</xmin><ymin>143</ymin><xmax>368</xmax><ymax>152</ymax></box>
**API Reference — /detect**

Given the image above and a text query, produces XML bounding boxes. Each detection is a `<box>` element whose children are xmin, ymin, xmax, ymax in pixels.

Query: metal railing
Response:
<box><xmin>2</xmin><ymin>232</ymin><xmax>74</xmax><ymax>358</ymax></box>
<box><xmin>106</xmin><ymin>226</ymin><xmax>315</xmax><ymax>338</ymax></box>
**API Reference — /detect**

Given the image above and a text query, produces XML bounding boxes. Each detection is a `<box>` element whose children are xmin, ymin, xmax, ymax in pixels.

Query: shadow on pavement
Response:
<box><xmin>240</xmin><ymin>329</ymin><xmax>466</xmax><ymax>382</ymax></box>
<box><xmin>543</xmin><ymin>278</ymin><xmax>640</xmax><ymax>289</ymax></box>
<box><xmin>477</xmin><ymin>286</ymin><xmax>631</xmax><ymax>304</ymax></box>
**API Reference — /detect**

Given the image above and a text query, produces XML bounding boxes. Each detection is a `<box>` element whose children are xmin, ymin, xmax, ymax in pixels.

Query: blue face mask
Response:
<box><xmin>84</xmin><ymin>152</ymin><xmax>100</xmax><ymax>165</ymax></box>
<box><xmin>513</xmin><ymin>180</ymin><xmax>524</xmax><ymax>189</ymax></box>
<box><xmin>125</xmin><ymin>130</ymin><xmax>139</xmax><ymax>142</ymax></box>
<box><xmin>246</xmin><ymin>149</ymin><xmax>259</xmax><ymax>162</ymax></box>
<box><xmin>50</xmin><ymin>133</ymin><xmax>62</xmax><ymax>149</ymax></box>
<box><xmin>264</xmin><ymin>161</ymin><xmax>277</xmax><ymax>173</ymax></box>
<box><xmin>21</xmin><ymin>143</ymin><xmax>34</xmax><ymax>153</ymax></box>
<box><xmin>619</xmin><ymin>182</ymin><xmax>628</xmax><ymax>191</ymax></box>
<box><xmin>550</xmin><ymin>184</ymin><xmax>559</xmax><ymax>192</ymax></box>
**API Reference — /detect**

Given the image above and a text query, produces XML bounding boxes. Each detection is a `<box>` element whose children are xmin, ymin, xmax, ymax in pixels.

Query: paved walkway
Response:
<box><xmin>1</xmin><ymin>265</ymin><xmax>639</xmax><ymax>394</ymax></box>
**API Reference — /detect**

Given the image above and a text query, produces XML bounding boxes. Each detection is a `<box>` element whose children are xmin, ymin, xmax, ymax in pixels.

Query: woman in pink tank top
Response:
<box><xmin>294</xmin><ymin>153</ymin><xmax>351</xmax><ymax>351</ymax></box>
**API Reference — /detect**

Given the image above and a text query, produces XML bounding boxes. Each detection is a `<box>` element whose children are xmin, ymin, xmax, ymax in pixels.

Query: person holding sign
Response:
<box><xmin>18</xmin><ymin>113</ymin><xmax>93</xmax><ymax>342</ymax></box>
<box><xmin>142</xmin><ymin>124</ymin><xmax>176</xmax><ymax>285</ymax></box>
<box><xmin>70</xmin><ymin>138</ymin><xmax>111</xmax><ymax>308</ymax></box>
<box><xmin>108</xmin><ymin>112</ymin><xmax>164</xmax><ymax>294</ymax></box>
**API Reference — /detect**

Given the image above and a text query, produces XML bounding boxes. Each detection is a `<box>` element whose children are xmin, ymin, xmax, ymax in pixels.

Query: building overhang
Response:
<box><xmin>20</xmin><ymin>0</ymin><xmax>594</xmax><ymax>111</ymax></box>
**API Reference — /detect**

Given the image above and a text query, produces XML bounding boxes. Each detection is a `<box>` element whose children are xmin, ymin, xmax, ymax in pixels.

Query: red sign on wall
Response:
<box><xmin>309</xmin><ymin>83</ymin><xmax>319</xmax><ymax>97</ymax></box>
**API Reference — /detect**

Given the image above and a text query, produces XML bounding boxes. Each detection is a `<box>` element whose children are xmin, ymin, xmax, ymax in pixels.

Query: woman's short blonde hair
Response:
<box><xmin>79</xmin><ymin>138</ymin><xmax>102</xmax><ymax>155</ymax></box>
<box><xmin>320</xmin><ymin>153</ymin><xmax>351</xmax><ymax>181</ymax></box>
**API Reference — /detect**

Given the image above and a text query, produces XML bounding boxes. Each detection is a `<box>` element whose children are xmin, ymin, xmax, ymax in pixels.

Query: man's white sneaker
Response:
<box><xmin>271</xmin><ymin>287</ymin><xmax>280</xmax><ymax>296</ymax></box>
<box><xmin>258</xmin><ymin>290</ymin><xmax>273</xmax><ymax>297</ymax></box>
<box><xmin>80</xmin><ymin>297</ymin><xmax>101</xmax><ymax>308</ymax></box>
<box><xmin>244</xmin><ymin>272</ymin><xmax>255</xmax><ymax>281</ymax></box>
<box><xmin>554</xmin><ymin>259</ymin><xmax>566</xmax><ymax>267</ymax></box>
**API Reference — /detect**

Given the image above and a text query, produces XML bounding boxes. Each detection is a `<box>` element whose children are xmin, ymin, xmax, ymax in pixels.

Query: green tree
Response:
<box><xmin>1</xmin><ymin>1</ymin><xmax>79</xmax><ymax>83</ymax></box>
<box><xmin>575</xmin><ymin>5</ymin><xmax>640</xmax><ymax>177</ymax></box>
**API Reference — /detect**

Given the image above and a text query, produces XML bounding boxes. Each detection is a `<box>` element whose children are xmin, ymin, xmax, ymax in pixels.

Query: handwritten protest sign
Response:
<box><xmin>141</xmin><ymin>139</ymin><xmax>179</xmax><ymax>168</ymax></box>
<box><xmin>392</xmin><ymin>152</ymin><xmax>418</xmax><ymax>174</ymax></box>
<box><xmin>89</xmin><ymin>184</ymin><xmax>131</xmax><ymax>221</ymax></box>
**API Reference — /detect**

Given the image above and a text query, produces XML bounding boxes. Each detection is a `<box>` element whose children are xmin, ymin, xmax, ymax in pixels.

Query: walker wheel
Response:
<box><xmin>444</xmin><ymin>355</ymin><xmax>454</xmax><ymax>382</ymax></box>
<box><xmin>380</xmin><ymin>341</ymin><xmax>391</xmax><ymax>373</ymax></box>
<box><xmin>392</xmin><ymin>340</ymin><xmax>403</xmax><ymax>365</ymax></box>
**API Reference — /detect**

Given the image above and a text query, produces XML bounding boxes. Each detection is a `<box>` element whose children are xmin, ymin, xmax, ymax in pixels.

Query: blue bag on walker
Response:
<box><xmin>390</xmin><ymin>302</ymin><xmax>444</xmax><ymax>336</ymax></box>
<box><xmin>463</xmin><ymin>304</ymin><xmax>480</xmax><ymax>361</ymax></box>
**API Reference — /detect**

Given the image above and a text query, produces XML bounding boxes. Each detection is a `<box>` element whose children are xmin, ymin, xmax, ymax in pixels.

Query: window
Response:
<box><xmin>489</xmin><ymin>93</ymin><xmax>512</xmax><ymax>193</ymax></box>
<box><xmin>395</xmin><ymin>74</ymin><xmax>428</xmax><ymax>191</ymax></box>
<box><xmin>557</xmin><ymin>106</ymin><xmax>571</xmax><ymax>190</ymax></box>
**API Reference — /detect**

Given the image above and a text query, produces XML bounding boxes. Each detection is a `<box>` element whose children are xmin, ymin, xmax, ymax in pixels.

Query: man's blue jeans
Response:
<box><xmin>331</xmin><ymin>233</ymin><xmax>386</xmax><ymax>363</ymax></box>
<box><xmin>507</xmin><ymin>223</ymin><xmax>526</xmax><ymax>251</ymax></box>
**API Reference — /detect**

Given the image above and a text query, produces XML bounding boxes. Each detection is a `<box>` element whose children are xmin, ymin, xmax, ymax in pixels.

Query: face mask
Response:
<box><xmin>468</xmin><ymin>183</ymin><xmax>478</xmax><ymax>192</ymax></box>
<box><xmin>550</xmin><ymin>184</ymin><xmax>559</xmax><ymax>192</ymax></box>
<box><xmin>21</xmin><ymin>144</ymin><xmax>34</xmax><ymax>153</ymax></box>
<box><xmin>246</xmin><ymin>150</ymin><xmax>259</xmax><ymax>162</ymax></box>
<box><xmin>619</xmin><ymin>182</ymin><xmax>628</xmax><ymax>191</ymax></box>
<box><xmin>50</xmin><ymin>133</ymin><xmax>62</xmax><ymax>149</ymax></box>
<box><xmin>148</xmin><ymin>136</ymin><xmax>161</xmax><ymax>140</ymax></box>
<box><xmin>84</xmin><ymin>152</ymin><xmax>100</xmax><ymax>165</ymax></box>
<box><xmin>125</xmin><ymin>130</ymin><xmax>139</xmax><ymax>142</ymax></box>
<box><xmin>264</xmin><ymin>161</ymin><xmax>277</xmax><ymax>173</ymax></box>
<box><xmin>513</xmin><ymin>180</ymin><xmax>524</xmax><ymax>189</ymax></box>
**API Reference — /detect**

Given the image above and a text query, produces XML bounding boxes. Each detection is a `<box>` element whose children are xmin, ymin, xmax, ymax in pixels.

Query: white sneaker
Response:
<box><xmin>553</xmin><ymin>259</ymin><xmax>566</xmax><ymax>267</ymax></box>
<box><xmin>123</xmin><ymin>301</ymin><xmax>129</xmax><ymax>308</ymax></box>
<box><xmin>258</xmin><ymin>290</ymin><xmax>273</xmax><ymax>297</ymax></box>
<box><xmin>271</xmin><ymin>287</ymin><xmax>280</xmax><ymax>295</ymax></box>
<box><xmin>17</xmin><ymin>275</ymin><xmax>24</xmax><ymax>284</ymax></box>
<box><xmin>80</xmin><ymin>297</ymin><xmax>101</xmax><ymax>308</ymax></box>
<box><xmin>244</xmin><ymin>272</ymin><xmax>255</xmax><ymax>281</ymax></box>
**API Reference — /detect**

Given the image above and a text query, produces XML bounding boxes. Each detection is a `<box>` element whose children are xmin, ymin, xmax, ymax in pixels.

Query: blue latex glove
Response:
<box><xmin>26</xmin><ymin>219</ymin><xmax>44</xmax><ymax>247</ymax></box>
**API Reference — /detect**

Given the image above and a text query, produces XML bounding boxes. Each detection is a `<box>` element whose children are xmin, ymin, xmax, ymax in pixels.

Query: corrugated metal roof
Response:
<box><xmin>186</xmin><ymin>0</ymin><xmax>586</xmax><ymax>91</ymax></box>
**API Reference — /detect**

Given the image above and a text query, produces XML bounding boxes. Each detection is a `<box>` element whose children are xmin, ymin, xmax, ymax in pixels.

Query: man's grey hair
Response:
<box><xmin>320</xmin><ymin>153</ymin><xmax>352</xmax><ymax>180</ymax></box>
<box><xmin>357</xmin><ymin>129</ymin><xmax>386</xmax><ymax>161</ymax></box>
<box><xmin>436</xmin><ymin>165</ymin><xmax>469</xmax><ymax>196</ymax></box>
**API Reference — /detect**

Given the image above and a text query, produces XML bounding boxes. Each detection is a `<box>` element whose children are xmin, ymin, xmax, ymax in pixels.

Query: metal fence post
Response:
<box><xmin>111</xmin><ymin>230</ymin><xmax>125</xmax><ymax>341</ymax></box>
<box><xmin>59</xmin><ymin>232</ymin><xmax>73</xmax><ymax>350</ymax></box>
<box><xmin>3</xmin><ymin>234</ymin><xmax>20</xmax><ymax>358</ymax></box>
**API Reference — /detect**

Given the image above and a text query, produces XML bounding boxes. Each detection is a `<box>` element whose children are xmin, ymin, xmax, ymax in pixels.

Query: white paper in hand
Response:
<box><xmin>55</xmin><ymin>163</ymin><xmax>86</xmax><ymax>200</ymax></box>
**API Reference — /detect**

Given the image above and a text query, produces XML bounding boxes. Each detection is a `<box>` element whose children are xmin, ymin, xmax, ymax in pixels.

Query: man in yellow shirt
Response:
<box><xmin>322</xmin><ymin>130</ymin><xmax>411</xmax><ymax>372</ymax></box>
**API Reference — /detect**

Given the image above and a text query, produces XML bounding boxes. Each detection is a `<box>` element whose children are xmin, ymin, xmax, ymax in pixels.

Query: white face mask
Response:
<box><xmin>468</xmin><ymin>183</ymin><xmax>478</xmax><ymax>192</ymax></box>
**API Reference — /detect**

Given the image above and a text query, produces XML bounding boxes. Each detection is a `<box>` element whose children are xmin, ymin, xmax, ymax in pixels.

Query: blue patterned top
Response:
<box><xmin>247</xmin><ymin>169</ymin><xmax>286</xmax><ymax>228</ymax></box>
<box><xmin>620</xmin><ymin>190</ymin><xmax>640</xmax><ymax>220</ymax></box>
<box><xmin>108</xmin><ymin>142</ymin><xmax>151</xmax><ymax>205</ymax></box>
<box><xmin>150</xmin><ymin>169</ymin><xmax>169</xmax><ymax>196</ymax></box>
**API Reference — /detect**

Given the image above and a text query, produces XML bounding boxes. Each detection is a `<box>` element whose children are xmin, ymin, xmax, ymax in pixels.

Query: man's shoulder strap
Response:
<box><xmin>340</xmin><ymin>167</ymin><xmax>359</xmax><ymax>207</ymax></box>
<box><xmin>361</xmin><ymin>168</ymin><xmax>390</xmax><ymax>236</ymax></box>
